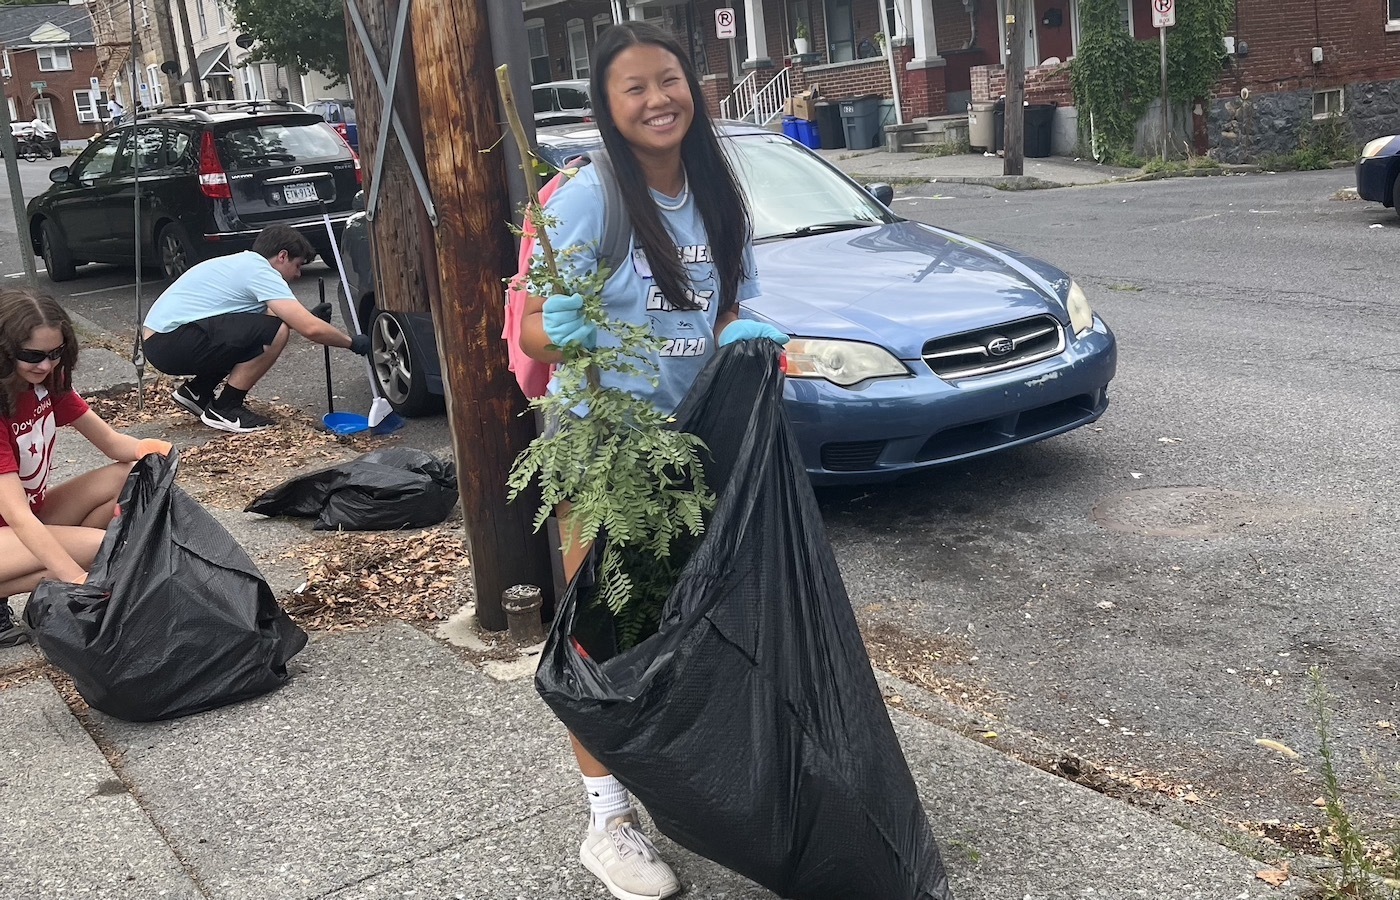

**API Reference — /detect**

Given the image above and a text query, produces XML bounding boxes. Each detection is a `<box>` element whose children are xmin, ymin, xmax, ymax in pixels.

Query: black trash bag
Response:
<box><xmin>245</xmin><ymin>447</ymin><xmax>457</xmax><ymax>531</ymax></box>
<box><xmin>536</xmin><ymin>341</ymin><xmax>952</xmax><ymax>900</ymax></box>
<box><xmin>25</xmin><ymin>451</ymin><xmax>307</xmax><ymax>722</ymax></box>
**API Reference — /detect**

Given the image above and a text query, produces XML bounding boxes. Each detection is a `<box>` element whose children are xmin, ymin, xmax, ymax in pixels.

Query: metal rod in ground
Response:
<box><xmin>0</xmin><ymin>93</ymin><xmax>38</xmax><ymax>288</ymax></box>
<box><xmin>320</xmin><ymin>278</ymin><xmax>334</xmax><ymax>414</ymax></box>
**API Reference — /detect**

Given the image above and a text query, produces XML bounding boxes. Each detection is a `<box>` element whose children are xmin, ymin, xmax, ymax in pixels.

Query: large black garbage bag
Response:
<box><xmin>245</xmin><ymin>447</ymin><xmax>457</xmax><ymax>530</ymax></box>
<box><xmin>536</xmin><ymin>341</ymin><xmax>952</xmax><ymax>900</ymax></box>
<box><xmin>26</xmin><ymin>451</ymin><xmax>307</xmax><ymax>722</ymax></box>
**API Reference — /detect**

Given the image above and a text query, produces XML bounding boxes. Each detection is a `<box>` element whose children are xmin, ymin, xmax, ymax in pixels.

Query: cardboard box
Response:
<box><xmin>789</xmin><ymin>85</ymin><xmax>820</xmax><ymax>121</ymax></box>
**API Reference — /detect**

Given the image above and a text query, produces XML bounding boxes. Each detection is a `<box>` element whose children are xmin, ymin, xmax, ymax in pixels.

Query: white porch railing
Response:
<box><xmin>719</xmin><ymin>67</ymin><xmax>791</xmax><ymax>126</ymax></box>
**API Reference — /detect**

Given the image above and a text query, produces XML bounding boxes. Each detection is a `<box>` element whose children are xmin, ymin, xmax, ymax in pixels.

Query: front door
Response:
<box><xmin>998</xmin><ymin>0</ymin><xmax>1038</xmax><ymax>67</ymax></box>
<box><xmin>825</xmin><ymin>0</ymin><xmax>854</xmax><ymax>62</ymax></box>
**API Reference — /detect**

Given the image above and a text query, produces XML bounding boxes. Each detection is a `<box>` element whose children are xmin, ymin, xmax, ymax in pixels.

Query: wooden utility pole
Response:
<box><xmin>344</xmin><ymin>0</ymin><xmax>553</xmax><ymax>632</ymax></box>
<box><xmin>1003</xmin><ymin>0</ymin><xmax>1026</xmax><ymax>176</ymax></box>
<box><xmin>170</xmin><ymin>0</ymin><xmax>205</xmax><ymax>102</ymax></box>
<box><xmin>0</xmin><ymin>93</ymin><xmax>38</xmax><ymax>287</ymax></box>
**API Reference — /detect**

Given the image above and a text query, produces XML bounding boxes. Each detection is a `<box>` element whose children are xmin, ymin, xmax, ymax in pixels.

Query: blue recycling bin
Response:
<box><xmin>782</xmin><ymin>115</ymin><xmax>821</xmax><ymax>150</ymax></box>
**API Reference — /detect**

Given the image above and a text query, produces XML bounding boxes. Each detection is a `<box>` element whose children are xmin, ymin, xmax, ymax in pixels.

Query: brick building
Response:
<box><xmin>1</xmin><ymin>2</ymin><xmax>102</xmax><ymax>148</ymax></box>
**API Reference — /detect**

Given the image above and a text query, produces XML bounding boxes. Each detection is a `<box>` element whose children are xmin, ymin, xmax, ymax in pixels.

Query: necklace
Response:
<box><xmin>653</xmin><ymin>175</ymin><xmax>690</xmax><ymax>211</ymax></box>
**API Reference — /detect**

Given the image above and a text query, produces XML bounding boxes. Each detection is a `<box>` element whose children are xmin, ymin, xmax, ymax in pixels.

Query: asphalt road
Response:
<box><xmin>4</xmin><ymin>158</ymin><xmax>1397</xmax><ymax>841</ymax></box>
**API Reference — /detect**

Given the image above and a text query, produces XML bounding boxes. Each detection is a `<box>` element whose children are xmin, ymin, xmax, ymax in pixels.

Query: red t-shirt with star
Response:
<box><xmin>0</xmin><ymin>386</ymin><xmax>90</xmax><ymax>525</ymax></box>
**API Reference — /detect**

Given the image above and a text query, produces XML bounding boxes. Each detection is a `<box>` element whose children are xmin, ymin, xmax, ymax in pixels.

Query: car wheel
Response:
<box><xmin>157</xmin><ymin>223</ymin><xmax>198</xmax><ymax>280</ymax></box>
<box><xmin>1392</xmin><ymin>173</ymin><xmax>1400</xmax><ymax>221</ymax></box>
<box><xmin>40</xmin><ymin>220</ymin><xmax>76</xmax><ymax>282</ymax></box>
<box><xmin>370</xmin><ymin>309</ymin><xmax>441</xmax><ymax>417</ymax></box>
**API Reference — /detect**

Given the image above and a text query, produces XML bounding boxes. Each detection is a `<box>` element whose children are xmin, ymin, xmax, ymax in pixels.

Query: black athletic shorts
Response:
<box><xmin>144</xmin><ymin>312</ymin><xmax>284</xmax><ymax>380</ymax></box>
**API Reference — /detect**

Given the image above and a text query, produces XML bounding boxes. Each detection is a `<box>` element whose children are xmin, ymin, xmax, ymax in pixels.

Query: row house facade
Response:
<box><xmin>1</xmin><ymin>2</ymin><xmax>104</xmax><ymax>147</ymax></box>
<box><xmin>528</xmin><ymin>0</ymin><xmax>1400</xmax><ymax>160</ymax></box>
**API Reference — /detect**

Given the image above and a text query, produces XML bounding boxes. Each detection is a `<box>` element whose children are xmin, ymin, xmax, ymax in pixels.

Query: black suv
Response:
<box><xmin>26</xmin><ymin>100</ymin><xmax>361</xmax><ymax>282</ymax></box>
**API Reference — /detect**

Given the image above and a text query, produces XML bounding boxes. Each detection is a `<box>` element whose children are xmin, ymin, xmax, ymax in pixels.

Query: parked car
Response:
<box><xmin>26</xmin><ymin>100</ymin><xmax>361</xmax><ymax>282</ymax></box>
<box><xmin>307</xmin><ymin>98</ymin><xmax>358</xmax><ymax>151</ymax></box>
<box><xmin>532</xmin><ymin>80</ymin><xmax>592</xmax><ymax>126</ymax></box>
<box><xmin>4</xmin><ymin>122</ymin><xmax>60</xmax><ymax>160</ymax></box>
<box><xmin>339</xmin><ymin>122</ymin><xmax>1117</xmax><ymax>485</ymax></box>
<box><xmin>1356</xmin><ymin>133</ymin><xmax>1400</xmax><ymax>219</ymax></box>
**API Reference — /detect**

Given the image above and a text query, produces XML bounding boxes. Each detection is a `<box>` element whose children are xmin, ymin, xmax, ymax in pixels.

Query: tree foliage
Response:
<box><xmin>226</xmin><ymin>0</ymin><xmax>350</xmax><ymax>83</ymax></box>
<box><xmin>1071</xmin><ymin>0</ymin><xmax>1232</xmax><ymax>162</ymax></box>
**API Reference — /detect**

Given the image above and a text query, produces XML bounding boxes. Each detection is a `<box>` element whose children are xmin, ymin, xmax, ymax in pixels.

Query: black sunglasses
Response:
<box><xmin>14</xmin><ymin>345</ymin><xmax>65</xmax><ymax>364</ymax></box>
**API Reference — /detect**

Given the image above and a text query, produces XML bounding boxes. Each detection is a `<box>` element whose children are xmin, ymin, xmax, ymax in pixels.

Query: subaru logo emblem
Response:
<box><xmin>291</xmin><ymin>165</ymin><xmax>304</xmax><ymax>175</ymax></box>
<box><xmin>987</xmin><ymin>336</ymin><xmax>1014</xmax><ymax>356</ymax></box>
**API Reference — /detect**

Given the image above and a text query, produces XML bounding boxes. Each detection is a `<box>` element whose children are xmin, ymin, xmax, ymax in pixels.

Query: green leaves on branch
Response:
<box><xmin>227</xmin><ymin>0</ymin><xmax>350</xmax><ymax>83</ymax></box>
<box><xmin>506</xmin><ymin>216</ymin><xmax>715</xmax><ymax>647</ymax></box>
<box><xmin>1071</xmin><ymin>0</ymin><xmax>1232</xmax><ymax>161</ymax></box>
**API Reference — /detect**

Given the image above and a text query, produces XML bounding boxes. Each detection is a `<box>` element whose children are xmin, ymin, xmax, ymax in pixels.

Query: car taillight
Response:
<box><xmin>324</xmin><ymin>122</ymin><xmax>362</xmax><ymax>185</ymax></box>
<box><xmin>198</xmin><ymin>131</ymin><xmax>231</xmax><ymax>200</ymax></box>
<box><xmin>352</xmin><ymin>149</ymin><xmax>362</xmax><ymax>185</ymax></box>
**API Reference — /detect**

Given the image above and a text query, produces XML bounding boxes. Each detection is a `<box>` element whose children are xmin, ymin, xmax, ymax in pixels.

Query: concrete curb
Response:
<box><xmin>848</xmin><ymin>173</ymin><xmax>1069</xmax><ymax>190</ymax></box>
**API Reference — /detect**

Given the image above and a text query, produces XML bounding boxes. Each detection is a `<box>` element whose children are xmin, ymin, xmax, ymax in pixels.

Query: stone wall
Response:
<box><xmin>1208</xmin><ymin>78</ymin><xmax>1400</xmax><ymax>163</ymax></box>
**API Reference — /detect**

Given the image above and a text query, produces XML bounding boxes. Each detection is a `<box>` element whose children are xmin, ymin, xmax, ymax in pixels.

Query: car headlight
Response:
<box><xmin>782</xmin><ymin>338</ymin><xmax>910</xmax><ymax>387</ymax></box>
<box><xmin>1361</xmin><ymin>136</ymin><xmax>1397</xmax><ymax>159</ymax></box>
<box><xmin>1067</xmin><ymin>281</ymin><xmax>1095</xmax><ymax>336</ymax></box>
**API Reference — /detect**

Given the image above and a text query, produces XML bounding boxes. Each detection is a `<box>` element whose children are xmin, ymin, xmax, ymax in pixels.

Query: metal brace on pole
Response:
<box><xmin>344</xmin><ymin>0</ymin><xmax>439</xmax><ymax>226</ymax></box>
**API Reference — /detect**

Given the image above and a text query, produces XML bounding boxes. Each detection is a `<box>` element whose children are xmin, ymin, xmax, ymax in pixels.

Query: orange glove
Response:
<box><xmin>134</xmin><ymin>438</ymin><xmax>173</xmax><ymax>459</ymax></box>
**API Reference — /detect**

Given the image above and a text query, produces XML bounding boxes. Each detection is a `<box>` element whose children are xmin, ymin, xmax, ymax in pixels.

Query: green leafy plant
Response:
<box><xmin>796</xmin><ymin>21</ymin><xmax>810</xmax><ymax>40</ymax></box>
<box><xmin>494</xmin><ymin>67</ymin><xmax>715</xmax><ymax>649</ymax></box>
<box><xmin>1308</xmin><ymin>668</ymin><xmax>1400</xmax><ymax>899</ymax></box>
<box><xmin>227</xmin><ymin>0</ymin><xmax>350</xmax><ymax>83</ymax></box>
<box><xmin>1071</xmin><ymin>0</ymin><xmax>1231</xmax><ymax>162</ymax></box>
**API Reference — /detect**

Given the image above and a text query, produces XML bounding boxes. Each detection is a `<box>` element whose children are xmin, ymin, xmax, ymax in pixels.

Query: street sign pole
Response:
<box><xmin>1159</xmin><ymin>23</ymin><xmax>1167</xmax><ymax>159</ymax></box>
<box><xmin>0</xmin><ymin>86</ymin><xmax>39</xmax><ymax>288</ymax></box>
<box><xmin>1152</xmin><ymin>0</ymin><xmax>1174</xmax><ymax>160</ymax></box>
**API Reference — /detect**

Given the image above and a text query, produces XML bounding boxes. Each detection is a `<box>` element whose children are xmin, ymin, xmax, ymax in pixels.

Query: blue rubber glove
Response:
<box><xmin>542</xmin><ymin>293</ymin><xmax>597</xmax><ymax>350</ymax></box>
<box><xmin>719</xmin><ymin>320</ymin><xmax>790</xmax><ymax>346</ymax></box>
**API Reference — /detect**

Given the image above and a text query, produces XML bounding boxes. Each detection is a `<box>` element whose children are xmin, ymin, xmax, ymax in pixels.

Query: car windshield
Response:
<box><xmin>221</xmin><ymin>120</ymin><xmax>346</xmax><ymax>170</ymax></box>
<box><xmin>726</xmin><ymin>134</ymin><xmax>894</xmax><ymax>240</ymax></box>
<box><xmin>536</xmin><ymin>130</ymin><xmax>895</xmax><ymax>240</ymax></box>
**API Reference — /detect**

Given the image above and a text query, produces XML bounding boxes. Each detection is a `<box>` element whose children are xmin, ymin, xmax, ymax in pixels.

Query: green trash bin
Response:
<box><xmin>839</xmin><ymin>94</ymin><xmax>881</xmax><ymax>150</ymax></box>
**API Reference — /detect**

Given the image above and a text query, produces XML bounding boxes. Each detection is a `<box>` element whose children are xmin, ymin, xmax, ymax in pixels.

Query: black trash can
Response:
<box><xmin>992</xmin><ymin>99</ymin><xmax>1005</xmax><ymax>154</ymax></box>
<box><xmin>1024</xmin><ymin>103</ymin><xmax>1055</xmax><ymax>158</ymax></box>
<box><xmin>814</xmin><ymin>101</ymin><xmax>845</xmax><ymax>150</ymax></box>
<box><xmin>839</xmin><ymin>94</ymin><xmax>881</xmax><ymax>150</ymax></box>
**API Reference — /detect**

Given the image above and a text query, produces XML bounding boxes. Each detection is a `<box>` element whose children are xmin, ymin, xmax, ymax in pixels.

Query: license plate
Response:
<box><xmin>283</xmin><ymin>182</ymin><xmax>318</xmax><ymax>204</ymax></box>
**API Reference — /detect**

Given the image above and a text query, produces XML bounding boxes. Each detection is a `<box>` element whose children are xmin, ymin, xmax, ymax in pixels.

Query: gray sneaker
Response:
<box><xmin>579</xmin><ymin>812</ymin><xmax>680</xmax><ymax>900</ymax></box>
<box><xmin>0</xmin><ymin>599</ymin><xmax>28</xmax><ymax>648</ymax></box>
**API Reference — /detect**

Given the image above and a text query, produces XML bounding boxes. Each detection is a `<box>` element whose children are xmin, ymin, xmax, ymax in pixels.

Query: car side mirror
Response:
<box><xmin>49</xmin><ymin>166</ymin><xmax>70</xmax><ymax>184</ymax></box>
<box><xmin>352</xmin><ymin>190</ymin><xmax>365</xmax><ymax>212</ymax></box>
<box><xmin>867</xmin><ymin>183</ymin><xmax>894</xmax><ymax>206</ymax></box>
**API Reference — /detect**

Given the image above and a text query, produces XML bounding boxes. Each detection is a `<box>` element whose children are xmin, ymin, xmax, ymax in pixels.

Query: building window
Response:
<box><xmin>1</xmin><ymin>49</ymin><xmax>10</xmax><ymax>78</ymax></box>
<box><xmin>147</xmin><ymin>64</ymin><xmax>164</xmax><ymax>105</ymax></box>
<box><xmin>74</xmin><ymin>89</ymin><xmax>110</xmax><ymax>123</ymax></box>
<box><xmin>526</xmin><ymin>20</ymin><xmax>549</xmax><ymax>83</ymax></box>
<box><xmin>1313</xmin><ymin>89</ymin><xmax>1343</xmax><ymax>119</ymax></box>
<box><xmin>593</xmin><ymin>13</ymin><xmax>611</xmax><ymax>43</ymax></box>
<box><xmin>1389</xmin><ymin>0</ymin><xmax>1400</xmax><ymax>30</ymax></box>
<box><xmin>196</xmin><ymin>0</ymin><xmax>207</xmax><ymax>38</ymax></box>
<box><xmin>33</xmin><ymin>98</ymin><xmax>56</xmax><ymax>131</ymax></box>
<box><xmin>37</xmin><ymin>47</ymin><xmax>73</xmax><ymax>71</ymax></box>
<box><xmin>239</xmin><ymin>65</ymin><xmax>262</xmax><ymax>100</ymax></box>
<box><xmin>6</xmin><ymin>97</ymin><xmax>17</xmax><ymax>122</ymax></box>
<box><xmin>567</xmin><ymin>19</ymin><xmax>589</xmax><ymax>79</ymax></box>
<box><xmin>141</xmin><ymin>0</ymin><xmax>150</xmax><ymax>28</ymax></box>
<box><xmin>216</xmin><ymin>3</ymin><xmax>226</xmax><ymax>31</ymax></box>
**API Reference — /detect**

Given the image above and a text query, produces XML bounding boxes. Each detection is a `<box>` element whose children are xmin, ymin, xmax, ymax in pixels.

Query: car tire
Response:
<box><xmin>157</xmin><ymin>223</ymin><xmax>198</xmax><ymax>280</ymax></box>
<box><xmin>40</xmin><ymin>220</ymin><xmax>76</xmax><ymax>282</ymax></box>
<box><xmin>370</xmin><ymin>308</ymin><xmax>442</xmax><ymax>417</ymax></box>
<box><xmin>1392</xmin><ymin>172</ymin><xmax>1400</xmax><ymax>221</ymax></box>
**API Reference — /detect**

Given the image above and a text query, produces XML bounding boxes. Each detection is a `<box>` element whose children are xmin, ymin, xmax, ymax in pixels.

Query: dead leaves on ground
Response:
<box><xmin>859</xmin><ymin>618</ymin><xmax>1003</xmax><ymax>715</ymax></box>
<box><xmin>280</xmin><ymin>526</ymin><xmax>469</xmax><ymax>632</ymax></box>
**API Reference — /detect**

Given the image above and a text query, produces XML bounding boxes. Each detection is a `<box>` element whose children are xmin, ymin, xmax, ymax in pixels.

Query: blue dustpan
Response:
<box><xmin>323</xmin><ymin>411</ymin><xmax>370</xmax><ymax>435</ymax></box>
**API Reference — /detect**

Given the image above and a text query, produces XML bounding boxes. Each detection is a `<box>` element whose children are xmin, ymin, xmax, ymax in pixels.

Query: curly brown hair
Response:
<box><xmin>0</xmin><ymin>287</ymin><xmax>78</xmax><ymax>417</ymax></box>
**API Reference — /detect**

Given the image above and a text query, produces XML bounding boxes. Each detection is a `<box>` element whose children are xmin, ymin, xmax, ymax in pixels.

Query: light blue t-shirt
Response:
<box><xmin>143</xmin><ymin>251</ymin><xmax>294</xmax><ymax>333</ymax></box>
<box><xmin>540</xmin><ymin>164</ymin><xmax>761</xmax><ymax>416</ymax></box>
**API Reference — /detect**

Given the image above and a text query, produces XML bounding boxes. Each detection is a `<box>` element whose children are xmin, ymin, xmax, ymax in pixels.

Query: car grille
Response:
<box><xmin>922</xmin><ymin>315</ymin><xmax>1066</xmax><ymax>379</ymax></box>
<box><xmin>821</xmin><ymin>440</ymin><xmax>887</xmax><ymax>472</ymax></box>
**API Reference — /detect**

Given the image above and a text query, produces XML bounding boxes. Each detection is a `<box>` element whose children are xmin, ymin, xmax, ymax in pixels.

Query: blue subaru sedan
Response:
<box><xmin>340</xmin><ymin>122</ymin><xmax>1116</xmax><ymax>486</ymax></box>
<box><xmin>1357</xmin><ymin>134</ymin><xmax>1400</xmax><ymax>218</ymax></box>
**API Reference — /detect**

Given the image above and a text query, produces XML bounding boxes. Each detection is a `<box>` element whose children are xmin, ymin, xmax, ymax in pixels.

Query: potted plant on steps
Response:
<box><xmin>794</xmin><ymin>22</ymin><xmax>810</xmax><ymax>55</ymax></box>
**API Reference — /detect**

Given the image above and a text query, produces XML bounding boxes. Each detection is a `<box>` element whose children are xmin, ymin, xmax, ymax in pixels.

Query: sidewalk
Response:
<box><xmin>1</xmin><ymin>319</ymin><xmax>1311</xmax><ymax>899</ymax></box>
<box><xmin>815</xmin><ymin>146</ymin><xmax>1137</xmax><ymax>188</ymax></box>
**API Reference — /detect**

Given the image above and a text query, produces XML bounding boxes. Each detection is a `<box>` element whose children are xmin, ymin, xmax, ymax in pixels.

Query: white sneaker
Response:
<box><xmin>580</xmin><ymin>811</ymin><xmax>681</xmax><ymax>900</ymax></box>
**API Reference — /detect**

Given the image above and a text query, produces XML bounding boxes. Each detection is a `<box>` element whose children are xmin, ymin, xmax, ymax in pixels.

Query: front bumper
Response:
<box><xmin>1356</xmin><ymin>156</ymin><xmax>1397</xmax><ymax>206</ymax></box>
<box><xmin>786</xmin><ymin>320</ymin><xmax>1118</xmax><ymax>485</ymax></box>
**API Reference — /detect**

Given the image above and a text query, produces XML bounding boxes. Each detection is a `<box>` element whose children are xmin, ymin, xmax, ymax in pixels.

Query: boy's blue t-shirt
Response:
<box><xmin>144</xmin><ymin>251</ymin><xmax>295</xmax><ymax>333</ymax></box>
<box><xmin>539</xmin><ymin>164</ymin><xmax>761</xmax><ymax>416</ymax></box>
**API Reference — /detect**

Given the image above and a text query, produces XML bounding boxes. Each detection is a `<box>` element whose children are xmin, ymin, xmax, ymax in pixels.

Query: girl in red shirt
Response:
<box><xmin>0</xmin><ymin>289</ymin><xmax>171</xmax><ymax>647</ymax></box>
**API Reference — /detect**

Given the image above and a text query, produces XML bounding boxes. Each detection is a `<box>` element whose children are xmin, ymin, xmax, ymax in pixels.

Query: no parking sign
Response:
<box><xmin>1152</xmin><ymin>0</ymin><xmax>1175</xmax><ymax>28</ymax></box>
<box><xmin>716</xmin><ymin>8</ymin><xmax>736</xmax><ymax>39</ymax></box>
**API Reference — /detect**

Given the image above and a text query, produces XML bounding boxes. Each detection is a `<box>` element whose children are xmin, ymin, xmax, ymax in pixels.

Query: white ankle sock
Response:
<box><xmin>582</xmin><ymin>774</ymin><xmax>631</xmax><ymax>832</ymax></box>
